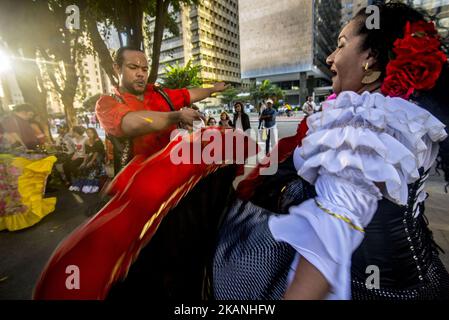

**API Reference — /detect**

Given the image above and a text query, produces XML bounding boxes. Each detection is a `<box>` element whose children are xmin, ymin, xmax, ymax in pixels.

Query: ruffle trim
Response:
<box><xmin>299</xmin><ymin>91</ymin><xmax>447</xmax><ymax>205</ymax></box>
<box><xmin>0</xmin><ymin>156</ymin><xmax>57</xmax><ymax>231</ymax></box>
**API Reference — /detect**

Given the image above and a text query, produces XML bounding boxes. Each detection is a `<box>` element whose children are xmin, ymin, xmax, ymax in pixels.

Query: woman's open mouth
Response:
<box><xmin>331</xmin><ymin>69</ymin><xmax>338</xmax><ymax>78</ymax></box>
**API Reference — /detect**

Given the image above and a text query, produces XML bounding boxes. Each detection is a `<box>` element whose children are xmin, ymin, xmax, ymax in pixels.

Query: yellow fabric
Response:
<box><xmin>0</xmin><ymin>155</ymin><xmax>57</xmax><ymax>231</ymax></box>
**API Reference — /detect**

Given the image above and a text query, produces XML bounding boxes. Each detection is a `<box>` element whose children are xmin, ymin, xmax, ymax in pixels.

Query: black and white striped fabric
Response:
<box><xmin>213</xmin><ymin>198</ymin><xmax>296</xmax><ymax>300</ymax></box>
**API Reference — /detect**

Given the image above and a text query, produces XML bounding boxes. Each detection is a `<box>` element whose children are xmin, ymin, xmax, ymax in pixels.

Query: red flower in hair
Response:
<box><xmin>406</xmin><ymin>20</ymin><xmax>438</xmax><ymax>37</ymax></box>
<box><xmin>381</xmin><ymin>21</ymin><xmax>447</xmax><ymax>99</ymax></box>
<box><xmin>381</xmin><ymin>72</ymin><xmax>415</xmax><ymax>99</ymax></box>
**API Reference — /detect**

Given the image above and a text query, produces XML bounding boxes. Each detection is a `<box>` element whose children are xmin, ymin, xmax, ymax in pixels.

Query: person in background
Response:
<box><xmin>0</xmin><ymin>103</ymin><xmax>39</xmax><ymax>150</ymax></box>
<box><xmin>302</xmin><ymin>96</ymin><xmax>316</xmax><ymax>116</ymax></box>
<box><xmin>259</xmin><ymin>99</ymin><xmax>278</xmax><ymax>154</ymax></box>
<box><xmin>83</xmin><ymin>114</ymin><xmax>90</xmax><ymax>127</ymax></box>
<box><xmin>90</xmin><ymin>114</ymin><xmax>97</xmax><ymax>128</ymax></box>
<box><xmin>206</xmin><ymin>117</ymin><xmax>217</xmax><ymax>126</ymax></box>
<box><xmin>55</xmin><ymin>126</ymin><xmax>74</xmax><ymax>156</ymax></box>
<box><xmin>218</xmin><ymin>111</ymin><xmax>233</xmax><ymax>129</ymax></box>
<box><xmin>64</xmin><ymin>126</ymin><xmax>87</xmax><ymax>190</ymax></box>
<box><xmin>54</xmin><ymin>125</ymin><xmax>74</xmax><ymax>184</ymax></box>
<box><xmin>29</xmin><ymin>118</ymin><xmax>47</xmax><ymax>146</ymax></box>
<box><xmin>232</xmin><ymin>101</ymin><xmax>251</xmax><ymax>132</ymax></box>
<box><xmin>258</xmin><ymin>102</ymin><xmax>267</xmax><ymax>130</ymax></box>
<box><xmin>78</xmin><ymin>128</ymin><xmax>106</xmax><ymax>194</ymax></box>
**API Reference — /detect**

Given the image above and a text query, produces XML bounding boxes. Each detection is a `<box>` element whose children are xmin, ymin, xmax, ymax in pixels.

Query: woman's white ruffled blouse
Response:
<box><xmin>268</xmin><ymin>91</ymin><xmax>447</xmax><ymax>299</ymax></box>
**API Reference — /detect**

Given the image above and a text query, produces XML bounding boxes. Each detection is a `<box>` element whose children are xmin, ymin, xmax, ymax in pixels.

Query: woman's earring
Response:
<box><xmin>361</xmin><ymin>62</ymin><xmax>382</xmax><ymax>84</ymax></box>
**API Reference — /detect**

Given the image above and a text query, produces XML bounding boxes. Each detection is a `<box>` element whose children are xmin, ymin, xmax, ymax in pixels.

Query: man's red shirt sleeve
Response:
<box><xmin>163</xmin><ymin>87</ymin><xmax>191</xmax><ymax>110</ymax></box>
<box><xmin>95</xmin><ymin>95</ymin><xmax>133</xmax><ymax>137</ymax></box>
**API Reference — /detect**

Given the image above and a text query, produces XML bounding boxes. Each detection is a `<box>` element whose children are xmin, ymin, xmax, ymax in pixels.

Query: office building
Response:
<box><xmin>239</xmin><ymin>0</ymin><xmax>342</xmax><ymax>104</ymax></box>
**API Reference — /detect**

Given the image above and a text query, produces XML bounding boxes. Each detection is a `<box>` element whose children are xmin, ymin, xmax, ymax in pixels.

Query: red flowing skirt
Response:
<box><xmin>34</xmin><ymin>123</ymin><xmax>308</xmax><ymax>300</ymax></box>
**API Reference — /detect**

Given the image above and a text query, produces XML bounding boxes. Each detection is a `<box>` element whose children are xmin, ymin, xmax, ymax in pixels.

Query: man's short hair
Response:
<box><xmin>113</xmin><ymin>46</ymin><xmax>145</xmax><ymax>67</ymax></box>
<box><xmin>13</xmin><ymin>103</ymin><xmax>35</xmax><ymax>114</ymax></box>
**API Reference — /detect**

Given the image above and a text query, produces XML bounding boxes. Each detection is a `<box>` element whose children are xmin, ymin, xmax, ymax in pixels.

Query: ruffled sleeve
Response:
<box><xmin>268</xmin><ymin>91</ymin><xmax>447</xmax><ymax>299</ymax></box>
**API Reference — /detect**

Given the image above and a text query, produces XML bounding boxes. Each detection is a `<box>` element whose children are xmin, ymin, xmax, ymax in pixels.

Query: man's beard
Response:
<box><xmin>123</xmin><ymin>81</ymin><xmax>146</xmax><ymax>95</ymax></box>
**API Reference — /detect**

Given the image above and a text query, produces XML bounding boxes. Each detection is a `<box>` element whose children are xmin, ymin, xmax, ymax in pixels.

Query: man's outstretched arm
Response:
<box><xmin>188</xmin><ymin>82</ymin><xmax>230</xmax><ymax>103</ymax></box>
<box><xmin>121</xmin><ymin>108</ymin><xmax>204</xmax><ymax>137</ymax></box>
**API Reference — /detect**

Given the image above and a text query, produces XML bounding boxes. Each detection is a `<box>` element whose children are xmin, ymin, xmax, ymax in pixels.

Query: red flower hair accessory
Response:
<box><xmin>381</xmin><ymin>20</ymin><xmax>448</xmax><ymax>99</ymax></box>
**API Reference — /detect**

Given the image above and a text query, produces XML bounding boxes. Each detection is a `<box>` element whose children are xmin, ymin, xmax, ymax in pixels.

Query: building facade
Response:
<box><xmin>406</xmin><ymin>0</ymin><xmax>449</xmax><ymax>46</ymax></box>
<box><xmin>239</xmin><ymin>0</ymin><xmax>341</xmax><ymax>105</ymax></box>
<box><xmin>355</xmin><ymin>0</ymin><xmax>449</xmax><ymax>46</ymax></box>
<box><xmin>341</xmin><ymin>0</ymin><xmax>369</xmax><ymax>26</ymax></box>
<box><xmin>148</xmin><ymin>0</ymin><xmax>242</xmax><ymax>88</ymax></box>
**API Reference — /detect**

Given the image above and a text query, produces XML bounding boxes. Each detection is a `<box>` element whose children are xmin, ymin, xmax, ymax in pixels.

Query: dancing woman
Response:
<box><xmin>214</xmin><ymin>2</ymin><xmax>449</xmax><ymax>300</ymax></box>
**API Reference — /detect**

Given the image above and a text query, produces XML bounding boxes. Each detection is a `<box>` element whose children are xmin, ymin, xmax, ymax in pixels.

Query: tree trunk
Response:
<box><xmin>87</xmin><ymin>19</ymin><xmax>118</xmax><ymax>87</ymax></box>
<box><xmin>148</xmin><ymin>0</ymin><xmax>170</xmax><ymax>84</ymax></box>
<box><xmin>61</xmin><ymin>57</ymin><xmax>79</xmax><ymax>128</ymax></box>
<box><xmin>128</xmin><ymin>3</ymin><xmax>144</xmax><ymax>50</ymax></box>
<box><xmin>13</xmin><ymin>46</ymin><xmax>51</xmax><ymax>139</ymax></box>
<box><xmin>62</xmin><ymin>96</ymin><xmax>77</xmax><ymax>128</ymax></box>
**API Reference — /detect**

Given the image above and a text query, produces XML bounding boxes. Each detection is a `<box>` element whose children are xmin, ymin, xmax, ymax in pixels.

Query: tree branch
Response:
<box><xmin>86</xmin><ymin>18</ymin><xmax>118</xmax><ymax>86</ymax></box>
<box><xmin>148</xmin><ymin>0</ymin><xmax>170</xmax><ymax>83</ymax></box>
<box><xmin>39</xmin><ymin>48</ymin><xmax>64</xmax><ymax>95</ymax></box>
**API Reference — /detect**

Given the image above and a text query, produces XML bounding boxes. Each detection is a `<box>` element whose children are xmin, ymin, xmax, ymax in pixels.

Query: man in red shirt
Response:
<box><xmin>95</xmin><ymin>46</ymin><xmax>231</xmax><ymax>299</ymax></box>
<box><xmin>96</xmin><ymin>46</ymin><xmax>228</xmax><ymax>163</ymax></box>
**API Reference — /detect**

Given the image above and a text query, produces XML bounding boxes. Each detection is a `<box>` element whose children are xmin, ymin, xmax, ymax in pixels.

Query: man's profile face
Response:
<box><xmin>115</xmin><ymin>50</ymin><xmax>149</xmax><ymax>95</ymax></box>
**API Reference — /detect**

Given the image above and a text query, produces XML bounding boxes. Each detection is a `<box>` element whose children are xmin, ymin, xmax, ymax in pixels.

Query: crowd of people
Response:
<box><xmin>0</xmin><ymin>103</ymin><xmax>49</xmax><ymax>151</ymax></box>
<box><xmin>0</xmin><ymin>104</ymin><xmax>57</xmax><ymax>231</ymax></box>
<box><xmin>0</xmin><ymin>104</ymin><xmax>108</xmax><ymax>195</ymax></box>
<box><xmin>56</xmin><ymin>126</ymin><xmax>106</xmax><ymax>194</ymax></box>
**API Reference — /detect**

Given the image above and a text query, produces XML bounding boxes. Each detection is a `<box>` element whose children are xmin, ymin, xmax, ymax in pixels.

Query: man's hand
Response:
<box><xmin>177</xmin><ymin>108</ymin><xmax>205</xmax><ymax>130</ymax></box>
<box><xmin>212</xmin><ymin>82</ymin><xmax>231</xmax><ymax>93</ymax></box>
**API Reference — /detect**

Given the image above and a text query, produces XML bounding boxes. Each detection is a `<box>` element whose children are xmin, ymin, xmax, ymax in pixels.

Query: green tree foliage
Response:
<box><xmin>219</xmin><ymin>87</ymin><xmax>240</xmax><ymax>106</ymax></box>
<box><xmin>0</xmin><ymin>0</ymin><xmax>90</xmax><ymax>129</ymax></box>
<box><xmin>0</xmin><ymin>0</ymin><xmax>204</xmax><ymax>129</ymax></box>
<box><xmin>250</xmin><ymin>80</ymin><xmax>285</xmax><ymax>107</ymax></box>
<box><xmin>161</xmin><ymin>60</ymin><xmax>202</xmax><ymax>89</ymax></box>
